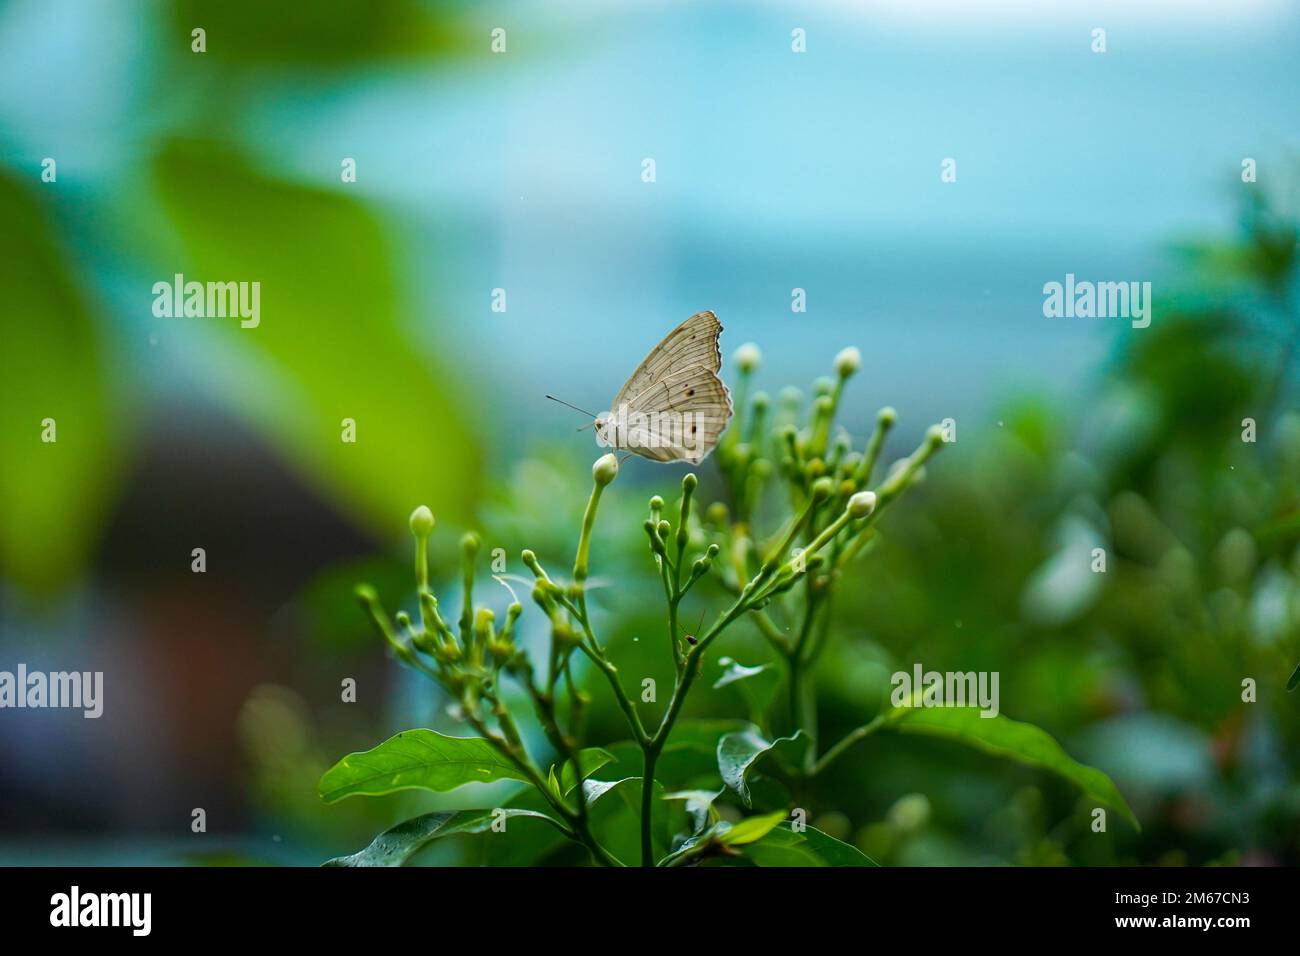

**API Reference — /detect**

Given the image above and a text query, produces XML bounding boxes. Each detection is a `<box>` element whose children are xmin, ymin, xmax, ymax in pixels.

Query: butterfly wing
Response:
<box><xmin>610</xmin><ymin>311</ymin><xmax>733</xmax><ymax>464</ymax></box>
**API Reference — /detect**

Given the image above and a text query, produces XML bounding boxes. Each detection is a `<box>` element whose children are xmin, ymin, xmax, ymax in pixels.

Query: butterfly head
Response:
<box><xmin>593</xmin><ymin>410</ymin><xmax>616</xmax><ymax>447</ymax></box>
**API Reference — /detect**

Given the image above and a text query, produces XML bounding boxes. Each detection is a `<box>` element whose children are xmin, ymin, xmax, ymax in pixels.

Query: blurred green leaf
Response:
<box><xmin>0</xmin><ymin>172</ymin><xmax>121</xmax><ymax>595</ymax></box>
<box><xmin>323</xmin><ymin>808</ymin><xmax>564</xmax><ymax>866</ymax></box>
<box><xmin>744</xmin><ymin>823</ymin><xmax>878</xmax><ymax>867</ymax></box>
<box><xmin>318</xmin><ymin>729</ymin><xmax>530</xmax><ymax>803</ymax></box>
<box><xmin>718</xmin><ymin>810</ymin><xmax>787</xmax><ymax>846</ymax></box>
<box><xmin>167</xmin><ymin>0</ymin><xmax>477</xmax><ymax>66</ymax></box>
<box><xmin>885</xmin><ymin>707</ymin><xmax>1139</xmax><ymax>830</ymax></box>
<box><xmin>152</xmin><ymin>141</ymin><xmax>480</xmax><ymax>533</ymax></box>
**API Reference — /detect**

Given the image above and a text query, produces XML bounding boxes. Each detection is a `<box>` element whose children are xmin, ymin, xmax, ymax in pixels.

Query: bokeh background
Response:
<box><xmin>1</xmin><ymin>0</ymin><xmax>1298</xmax><ymax>864</ymax></box>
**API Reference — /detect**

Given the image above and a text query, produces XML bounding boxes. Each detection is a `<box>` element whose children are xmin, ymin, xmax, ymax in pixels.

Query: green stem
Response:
<box><xmin>811</xmin><ymin>714</ymin><xmax>886</xmax><ymax>777</ymax></box>
<box><xmin>640</xmin><ymin>747</ymin><xmax>660</xmax><ymax>867</ymax></box>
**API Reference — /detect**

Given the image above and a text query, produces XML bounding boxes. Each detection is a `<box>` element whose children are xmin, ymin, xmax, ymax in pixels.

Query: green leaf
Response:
<box><xmin>318</xmin><ymin>729</ymin><xmax>529</xmax><ymax>803</ymax></box>
<box><xmin>713</xmin><ymin>658</ymin><xmax>782</xmax><ymax>727</ymax></box>
<box><xmin>323</xmin><ymin>808</ymin><xmax>564</xmax><ymax>866</ymax></box>
<box><xmin>717</xmin><ymin>728</ymin><xmax>809</xmax><ymax>807</ymax></box>
<box><xmin>885</xmin><ymin>707</ymin><xmax>1139</xmax><ymax>830</ymax></box>
<box><xmin>151</xmin><ymin>142</ymin><xmax>480</xmax><ymax>535</ymax></box>
<box><xmin>744</xmin><ymin>823</ymin><xmax>878</xmax><ymax>867</ymax></box>
<box><xmin>663</xmin><ymin>789</ymin><xmax>723</xmax><ymax>835</ymax></box>
<box><xmin>718</xmin><ymin>811</ymin><xmax>788</xmax><ymax>846</ymax></box>
<box><xmin>0</xmin><ymin>173</ymin><xmax>122</xmax><ymax>595</ymax></box>
<box><xmin>580</xmin><ymin>776</ymin><xmax>675</xmax><ymax>865</ymax></box>
<box><xmin>604</xmin><ymin>719</ymin><xmax>751</xmax><ymax>790</ymax></box>
<box><xmin>545</xmin><ymin>765</ymin><xmax>562</xmax><ymax>802</ymax></box>
<box><xmin>559</xmin><ymin>748</ymin><xmax>615</xmax><ymax>794</ymax></box>
<box><xmin>1287</xmin><ymin>661</ymin><xmax>1300</xmax><ymax>692</ymax></box>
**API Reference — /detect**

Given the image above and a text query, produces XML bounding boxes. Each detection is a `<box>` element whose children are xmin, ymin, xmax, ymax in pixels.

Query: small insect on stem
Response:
<box><xmin>681</xmin><ymin>608</ymin><xmax>706</xmax><ymax>647</ymax></box>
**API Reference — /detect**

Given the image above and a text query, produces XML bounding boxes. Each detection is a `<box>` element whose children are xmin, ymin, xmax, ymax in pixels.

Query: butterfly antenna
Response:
<box><xmin>493</xmin><ymin>575</ymin><xmax>521</xmax><ymax>606</ymax></box>
<box><xmin>546</xmin><ymin>394</ymin><xmax>600</xmax><ymax>419</ymax></box>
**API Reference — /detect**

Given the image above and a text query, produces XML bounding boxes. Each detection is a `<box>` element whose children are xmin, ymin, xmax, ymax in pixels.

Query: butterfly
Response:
<box><xmin>551</xmin><ymin>311</ymin><xmax>733</xmax><ymax>464</ymax></box>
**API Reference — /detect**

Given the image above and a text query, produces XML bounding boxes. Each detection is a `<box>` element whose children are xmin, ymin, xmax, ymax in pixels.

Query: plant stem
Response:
<box><xmin>811</xmin><ymin>714</ymin><xmax>886</xmax><ymax>777</ymax></box>
<box><xmin>639</xmin><ymin>746</ymin><xmax>660</xmax><ymax>867</ymax></box>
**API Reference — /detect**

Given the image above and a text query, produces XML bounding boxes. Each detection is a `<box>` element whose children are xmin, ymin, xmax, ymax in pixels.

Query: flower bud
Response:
<box><xmin>408</xmin><ymin>505</ymin><xmax>435</xmax><ymax>538</ymax></box>
<box><xmin>848</xmin><ymin>491</ymin><xmax>878</xmax><ymax>519</ymax></box>
<box><xmin>833</xmin><ymin>346</ymin><xmax>861</xmax><ymax>378</ymax></box>
<box><xmin>811</xmin><ymin>476</ymin><xmax>834</xmax><ymax>501</ymax></box>
<box><xmin>461</xmin><ymin>531</ymin><xmax>481</xmax><ymax>557</ymax></box>
<box><xmin>552</xmin><ymin>621</ymin><xmax>582</xmax><ymax>648</ymax></box>
<box><xmin>734</xmin><ymin>342</ymin><xmax>761</xmax><ymax>374</ymax></box>
<box><xmin>877</xmin><ymin>406</ymin><xmax>897</xmax><ymax>428</ymax></box>
<box><xmin>593</xmin><ymin>453</ymin><xmax>620</xmax><ymax>486</ymax></box>
<box><xmin>488</xmin><ymin>636</ymin><xmax>514</xmax><ymax>666</ymax></box>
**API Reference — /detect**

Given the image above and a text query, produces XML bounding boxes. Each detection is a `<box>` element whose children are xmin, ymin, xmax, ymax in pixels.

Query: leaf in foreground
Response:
<box><xmin>324</xmin><ymin>808</ymin><xmax>563</xmax><ymax>866</ymax></box>
<box><xmin>744</xmin><ymin>823</ymin><xmax>877</xmax><ymax>867</ymax></box>
<box><xmin>319</xmin><ymin>729</ymin><xmax>529</xmax><ymax>803</ymax></box>
<box><xmin>717</xmin><ymin>728</ymin><xmax>808</xmax><ymax>806</ymax></box>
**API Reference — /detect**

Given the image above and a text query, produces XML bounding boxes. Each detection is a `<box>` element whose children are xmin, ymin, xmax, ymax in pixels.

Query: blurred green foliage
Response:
<box><xmin>0</xmin><ymin>1</ymin><xmax>485</xmax><ymax>597</ymax></box>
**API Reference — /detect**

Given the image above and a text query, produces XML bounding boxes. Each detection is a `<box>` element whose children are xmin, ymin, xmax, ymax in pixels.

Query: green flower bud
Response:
<box><xmin>925</xmin><ymin>424</ymin><xmax>945</xmax><ymax>449</ymax></box>
<box><xmin>649</xmin><ymin>495</ymin><xmax>665</xmax><ymax>511</ymax></box>
<box><xmin>408</xmin><ymin>505</ymin><xmax>435</xmax><ymax>537</ymax></box>
<box><xmin>461</xmin><ymin>531</ymin><xmax>481</xmax><ymax>557</ymax></box>
<box><xmin>811</xmin><ymin>476</ymin><xmax>834</xmax><ymax>501</ymax></box>
<box><xmin>488</xmin><ymin>636</ymin><xmax>514</xmax><ymax>666</ymax></box>
<box><xmin>877</xmin><ymin>406</ymin><xmax>897</xmax><ymax>428</ymax></box>
<box><xmin>593</xmin><ymin>453</ymin><xmax>620</xmax><ymax>486</ymax></box>
<box><xmin>552</xmin><ymin>621</ymin><xmax>582</xmax><ymax>648</ymax></box>
<box><xmin>706</xmin><ymin>501</ymin><xmax>729</xmax><ymax>526</ymax></box>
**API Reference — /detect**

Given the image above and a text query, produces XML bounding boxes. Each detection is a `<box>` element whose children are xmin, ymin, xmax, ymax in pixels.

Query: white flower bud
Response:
<box><xmin>734</xmin><ymin>342</ymin><xmax>762</xmax><ymax>374</ymax></box>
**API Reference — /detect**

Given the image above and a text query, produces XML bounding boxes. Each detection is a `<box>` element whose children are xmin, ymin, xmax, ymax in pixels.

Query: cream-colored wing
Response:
<box><xmin>613</xmin><ymin>311</ymin><xmax>725</xmax><ymax>412</ymax></box>
<box><xmin>612</xmin><ymin>311</ymin><xmax>733</xmax><ymax>464</ymax></box>
<box><xmin>621</xmin><ymin>363</ymin><xmax>733</xmax><ymax>463</ymax></box>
